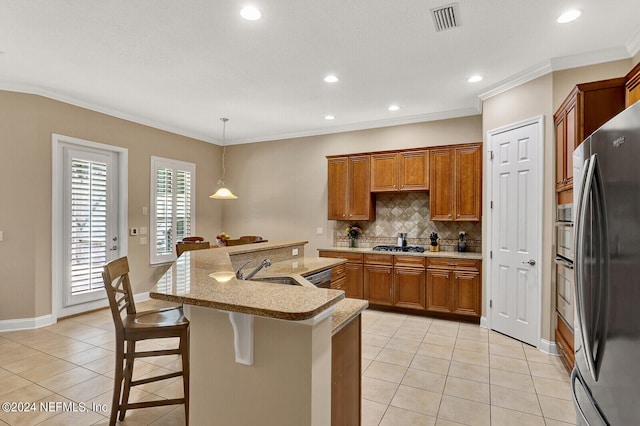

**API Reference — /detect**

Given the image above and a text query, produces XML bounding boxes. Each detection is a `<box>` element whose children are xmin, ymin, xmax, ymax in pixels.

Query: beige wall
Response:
<box><xmin>634</xmin><ymin>51</ymin><xmax>640</xmax><ymax>66</ymax></box>
<box><xmin>222</xmin><ymin>116</ymin><xmax>483</xmax><ymax>255</ymax></box>
<box><xmin>0</xmin><ymin>90</ymin><xmax>221</xmax><ymax>320</ymax></box>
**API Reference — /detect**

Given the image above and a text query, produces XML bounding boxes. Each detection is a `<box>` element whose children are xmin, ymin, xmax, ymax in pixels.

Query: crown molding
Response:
<box><xmin>478</xmin><ymin>63</ymin><xmax>552</xmax><ymax>101</ymax></box>
<box><xmin>626</xmin><ymin>29</ymin><xmax>640</xmax><ymax>58</ymax></box>
<box><xmin>226</xmin><ymin>107</ymin><xmax>481</xmax><ymax>145</ymax></box>
<box><xmin>549</xmin><ymin>46</ymin><xmax>631</xmax><ymax>71</ymax></box>
<box><xmin>0</xmin><ymin>81</ymin><xmax>221</xmax><ymax>145</ymax></box>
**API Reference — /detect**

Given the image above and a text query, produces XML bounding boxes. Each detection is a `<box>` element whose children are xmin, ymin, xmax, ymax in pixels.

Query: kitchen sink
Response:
<box><xmin>251</xmin><ymin>276</ymin><xmax>301</xmax><ymax>286</ymax></box>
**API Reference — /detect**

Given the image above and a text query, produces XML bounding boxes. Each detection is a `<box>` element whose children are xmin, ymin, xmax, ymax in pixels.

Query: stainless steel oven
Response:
<box><xmin>554</xmin><ymin>255</ymin><xmax>574</xmax><ymax>327</ymax></box>
<box><xmin>555</xmin><ymin>203</ymin><xmax>574</xmax><ymax>328</ymax></box>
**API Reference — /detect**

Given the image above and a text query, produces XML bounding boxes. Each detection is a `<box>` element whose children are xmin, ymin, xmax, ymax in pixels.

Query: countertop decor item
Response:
<box><xmin>210</xmin><ymin>117</ymin><xmax>238</xmax><ymax>199</ymax></box>
<box><xmin>216</xmin><ymin>232</ymin><xmax>231</xmax><ymax>246</ymax></box>
<box><xmin>458</xmin><ymin>232</ymin><xmax>467</xmax><ymax>252</ymax></box>
<box><xmin>345</xmin><ymin>224</ymin><xmax>362</xmax><ymax>248</ymax></box>
<box><xmin>429</xmin><ymin>232</ymin><xmax>439</xmax><ymax>252</ymax></box>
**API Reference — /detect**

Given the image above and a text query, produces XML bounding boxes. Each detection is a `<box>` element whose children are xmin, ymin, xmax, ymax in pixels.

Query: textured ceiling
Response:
<box><xmin>1</xmin><ymin>1</ymin><xmax>639</xmax><ymax>145</ymax></box>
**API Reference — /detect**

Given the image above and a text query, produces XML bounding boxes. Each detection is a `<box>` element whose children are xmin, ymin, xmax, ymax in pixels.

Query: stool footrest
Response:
<box><xmin>131</xmin><ymin>371</ymin><xmax>183</xmax><ymax>387</ymax></box>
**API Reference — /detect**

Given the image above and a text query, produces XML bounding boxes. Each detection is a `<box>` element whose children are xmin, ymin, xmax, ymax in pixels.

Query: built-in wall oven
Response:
<box><xmin>555</xmin><ymin>204</ymin><xmax>574</xmax><ymax>328</ymax></box>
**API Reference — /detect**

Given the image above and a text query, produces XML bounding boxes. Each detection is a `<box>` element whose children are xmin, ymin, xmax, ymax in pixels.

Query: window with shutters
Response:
<box><xmin>150</xmin><ymin>157</ymin><xmax>196</xmax><ymax>264</ymax></box>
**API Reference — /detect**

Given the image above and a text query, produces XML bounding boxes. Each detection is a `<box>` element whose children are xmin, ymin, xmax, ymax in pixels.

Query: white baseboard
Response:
<box><xmin>0</xmin><ymin>291</ymin><xmax>152</xmax><ymax>333</ymax></box>
<box><xmin>480</xmin><ymin>316</ymin><xmax>489</xmax><ymax>329</ymax></box>
<box><xmin>538</xmin><ymin>338</ymin><xmax>560</xmax><ymax>356</ymax></box>
<box><xmin>0</xmin><ymin>314</ymin><xmax>55</xmax><ymax>332</ymax></box>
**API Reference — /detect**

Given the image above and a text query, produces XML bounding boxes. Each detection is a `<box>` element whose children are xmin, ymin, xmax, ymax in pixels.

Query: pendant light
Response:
<box><xmin>210</xmin><ymin>117</ymin><xmax>238</xmax><ymax>199</ymax></box>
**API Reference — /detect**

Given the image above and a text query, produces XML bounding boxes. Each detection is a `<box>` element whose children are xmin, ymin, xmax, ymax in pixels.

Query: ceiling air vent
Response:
<box><xmin>431</xmin><ymin>3</ymin><xmax>459</xmax><ymax>32</ymax></box>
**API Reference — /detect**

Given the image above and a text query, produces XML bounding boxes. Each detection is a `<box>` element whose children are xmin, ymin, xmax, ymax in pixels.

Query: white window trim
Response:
<box><xmin>51</xmin><ymin>134</ymin><xmax>128</xmax><ymax>321</ymax></box>
<box><xmin>150</xmin><ymin>156</ymin><xmax>196</xmax><ymax>265</ymax></box>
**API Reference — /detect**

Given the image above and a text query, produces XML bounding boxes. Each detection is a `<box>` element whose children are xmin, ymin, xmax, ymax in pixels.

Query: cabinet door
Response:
<box><xmin>399</xmin><ymin>150</ymin><xmax>429</xmax><ymax>191</ymax></box>
<box><xmin>564</xmin><ymin>102</ymin><xmax>576</xmax><ymax>189</ymax></box>
<box><xmin>429</xmin><ymin>148</ymin><xmax>454</xmax><ymax>221</ymax></box>
<box><xmin>364</xmin><ymin>265</ymin><xmax>393</xmax><ymax>305</ymax></box>
<box><xmin>555</xmin><ymin>114</ymin><xmax>567</xmax><ymax>191</ymax></box>
<box><xmin>371</xmin><ymin>153</ymin><xmax>398</xmax><ymax>192</ymax></box>
<box><xmin>426</xmin><ymin>269</ymin><xmax>451</xmax><ymax>312</ymax></box>
<box><xmin>327</xmin><ymin>157</ymin><xmax>349</xmax><ymax>220</ymax></box>
<box><xmin>345</xmin><ymin>262</ymin><xmax>364</xmax><ymax>299</ymax></box>
<box><xmin>394</xmin><ymin>267</ymin><xmax>426</xmax><ymax>310</ymax></box>
<box><xmin>455</xmin><ymin>145</ymin><xmax>482</xmax><ymax>221</ymax></box>
<box><xmin>451</xmin><ymin>271</ymin><xmax>480</xmax><ymax>316</ymax></box>
<box><xmin>348</xmin><ymin>155</ymin><xmax>374</xmax><ymax>220</ymax></box>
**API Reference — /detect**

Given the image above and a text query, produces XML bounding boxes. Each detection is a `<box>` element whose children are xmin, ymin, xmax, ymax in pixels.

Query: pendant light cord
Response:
<box><xmin>219</xmin><ymin>117</ymin><xmax>229</xmax><ymax>184</ymax></box>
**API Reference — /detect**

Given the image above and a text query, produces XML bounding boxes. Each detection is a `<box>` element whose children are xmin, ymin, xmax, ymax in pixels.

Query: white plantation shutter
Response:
<box><xmin>150</xmin><ymin>157</ymin><xmax>196</xmax><ymax>264</ymax></box>
<box><xmin>69</xmin><ymin>158</ymin><xmax>108</xmax><ymax>295</ymax></box>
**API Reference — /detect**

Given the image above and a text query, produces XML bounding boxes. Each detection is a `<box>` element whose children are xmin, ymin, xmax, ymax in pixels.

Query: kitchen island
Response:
<box><xmin>150</xmin><ymin>240</ymin><xmax>367</xmax><ymax>426</ymax></box>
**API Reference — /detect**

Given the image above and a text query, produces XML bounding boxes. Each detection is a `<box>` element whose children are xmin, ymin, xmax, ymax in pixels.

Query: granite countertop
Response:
<box><xmin>150</xmin><ymin>241</ymin><xmax>347</xmax><ymax>321</ymax></box>
<box><xmin>318</xmin><ymin>246</ymin><xmax>483</xmax><ymax>260</ymax></box>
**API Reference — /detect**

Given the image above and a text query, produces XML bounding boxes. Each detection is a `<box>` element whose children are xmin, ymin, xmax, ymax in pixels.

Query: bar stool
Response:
<box><xmin>102</xmin><ymin>257</ymin><xmax>190</xmax><ymax>425</ymax></box>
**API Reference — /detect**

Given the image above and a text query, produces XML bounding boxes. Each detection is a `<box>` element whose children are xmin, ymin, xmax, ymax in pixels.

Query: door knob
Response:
<box><xmin>523</xmin><ymin>259</ymin><xmax>536</xmax><ymax>266</ymax></box>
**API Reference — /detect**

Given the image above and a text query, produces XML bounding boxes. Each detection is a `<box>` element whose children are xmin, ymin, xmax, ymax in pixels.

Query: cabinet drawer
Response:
<box><xmin>427</xmin><ymin>257</ymin><xmax>480</xmax><ymax>271</ymax></box>
<box><xmin>364</xmin><ymin>253</ymin><xmax>393</xmax><ymax>265</ymax></box>
<box><xmin>331</xmin><ymin>264</ymin><xmax>346</xmax><ymax>281</ymax></box>
<box><xmin>331</xmin><ymin>276</ymin><xmax>347</xmax><ymax>292</ymax></box>
<box><xmin>319</xmin><ymin>251</ymin><xmax>363</xmax><ymax>263</ymax></box>
<box><xmin>394</xmin><ymin>255</ymin><xmax>426</xmax><ymax>268</ymax></box>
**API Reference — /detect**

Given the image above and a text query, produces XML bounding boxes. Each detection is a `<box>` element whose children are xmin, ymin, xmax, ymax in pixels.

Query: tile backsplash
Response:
<box><xmin>334</xmin><ymin>192</ymin><xmax>481</xmax><ymax>252</ymax></box>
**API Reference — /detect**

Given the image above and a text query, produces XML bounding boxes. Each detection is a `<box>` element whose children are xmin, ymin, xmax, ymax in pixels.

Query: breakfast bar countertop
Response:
<box><xmin>150</xmin><ymin>241</ymin><xmax>347</xmax><ymax>322</ymax></box>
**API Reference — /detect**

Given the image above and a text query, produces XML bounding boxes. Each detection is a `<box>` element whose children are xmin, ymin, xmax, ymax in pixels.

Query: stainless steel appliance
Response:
<box><xmin>572</xmin><ymin>101</ymin><xmax>640</xmax><ymax>425</ymax></box>
<box><xmin>555</xmin><ymin>203</ymin><xmax>575</xmax><ymax>329</ymax></box>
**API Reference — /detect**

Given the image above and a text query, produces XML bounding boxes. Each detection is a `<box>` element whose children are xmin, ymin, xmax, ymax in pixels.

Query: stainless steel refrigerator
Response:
<box><xmin>572</xmin><ymin>101</ymin><xmax>640</xmax><ymax>425</ymax></box>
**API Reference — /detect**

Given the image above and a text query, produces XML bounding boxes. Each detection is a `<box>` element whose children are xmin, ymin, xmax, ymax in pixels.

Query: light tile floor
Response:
<box><xmin>0</xmin><ymin>302</ymin><xmax>576</xmax><ymax>425</ymax></box>
<box><xmin>360</xmin><ymin>309</ymin><xmax>576</xmax><ymax>426</ymax></box>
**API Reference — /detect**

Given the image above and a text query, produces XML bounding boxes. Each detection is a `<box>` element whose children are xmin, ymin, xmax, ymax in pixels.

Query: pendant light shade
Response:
<box><xmin>210</xmin><ymin>117</ymin><xmax>238</xmax><ymax>200</ymax></box>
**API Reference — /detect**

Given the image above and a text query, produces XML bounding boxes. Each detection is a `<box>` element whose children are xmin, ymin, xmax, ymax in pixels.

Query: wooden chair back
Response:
<box><xmin>176</xmin><ymin>241</ymin><xmax>210</xmax><ymax>256</ymax></box>
<box><xmin>102</xmin><ymin>257</ymin><xmax>137</xmax><ymax>334</ymax></box>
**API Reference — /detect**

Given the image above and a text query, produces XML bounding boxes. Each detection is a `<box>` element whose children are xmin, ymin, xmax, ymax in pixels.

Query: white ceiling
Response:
<box><xmin>1</xmin><ymin>1</ymin><xmax>639</xmax><ymax>145</ymax></box>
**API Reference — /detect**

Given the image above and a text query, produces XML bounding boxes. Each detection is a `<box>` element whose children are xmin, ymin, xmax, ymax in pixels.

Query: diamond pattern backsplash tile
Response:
<box><xmin>334</xmin><ymin>192</ymin><xmax>481</xmax><ymax>251</ymax></box>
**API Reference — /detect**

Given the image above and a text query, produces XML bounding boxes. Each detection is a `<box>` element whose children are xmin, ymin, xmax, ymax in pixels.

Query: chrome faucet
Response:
<box><xmin>235</xmin><ymin>258</ymin><xmax>272</xmax><ymax>280</ymax></box>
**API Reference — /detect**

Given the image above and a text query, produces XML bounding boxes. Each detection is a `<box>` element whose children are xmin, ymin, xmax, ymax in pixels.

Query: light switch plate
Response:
<box><xmin>142</xmin><ymin>207</ymin><xmax>148</xmax><ymax>216</ymax></box>
<box><xmin>140</xmin><ymin>237</ymin><xmax>147</xmax><ymax>245</ymax></box>
<box><xmin>0</xmin><ymin>231</ymin><xmax>3</xmax><ymax>241</ymax></box>
<box><xmin>130</xmin><ymin>228</ymin><xmax>138</xmax><ymax>236</ymax></box>
<box><xmin>292</xmin><ymin>248</ymin><xmax>299</xmax><ymax>256</ymax></box>
<box><xmin>316</xmin><ymin>227</ymin><xmax>323</xmax><ymax>235</ymax></box>
<box><xmin>140</xmin><ymin>227</ymin><xmax>148</xmax><ymax>235</ymax></box>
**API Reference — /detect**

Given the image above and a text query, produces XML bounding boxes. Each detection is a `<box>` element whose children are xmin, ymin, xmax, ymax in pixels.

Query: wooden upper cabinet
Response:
<box><xmin>327</xmin><ymin>157</ymin><xmax>349</xmax><ymax>220</ymax></box>
<box><xmin>626</xmin><ymin>62</ymin><xmax>640</xmax><ymax>108</ymax></box>
<box><xmin>455</xmin><ymin>145</ymin><xmax>482</xmax><ymax>221</ymax></box>
<box><xmin>371</xmin><ymin>150</ymin><xmax>429</xmax><ymax>192</ymax></box>
<box><xmin>429</xmin><ymin>148</ymin><xmax>455</xmax><ymax>221</ymax></box>
<box><xmin>370</xmin><ymin>153</ymin><xmax>398</xmax><ymax>192</ymax></box>
<box><xmin>554</xmin><ymin>78</ymin><xmax>625</xmax><ymax>193</ymax></box>
<box><xmin>430</xmin><ymin>144</ymin><xmax>481</xmax><ymax>222</ymax></box>
<box><xmin>327</xmin><ymin>155</ymin><xmax>375</xmax><ymax>221</ymax></box>
<box><xmin>399</xmin><ymin>150</ymin><xmax>429</xmax><ymax>191</ymax></box>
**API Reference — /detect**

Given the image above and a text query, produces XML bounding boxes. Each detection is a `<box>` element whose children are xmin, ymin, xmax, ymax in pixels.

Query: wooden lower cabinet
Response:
<box><xmin>426</xmin><ymin>269</ymin><xmax>451</xmax><ymax>313</ymax></box>
<box><xmin>426</xmin><ymin>258</ymin><xmax>481</xmax><ymax>317</ymax></box>
<box><xmin>394</xmin><ymin>267</ymin><xmax>426</xmax><ymax>310</ymax></box>
<box><xmin>555</xmin><ymin>314</ymin><xmax>575</xmax><ymax>372</ymax></box>
<box><xmin>320</xmin><ymin>250</ymin><xmax>481</xmax><ymax>319</ymax></box>
<box><xmin>363</xmin><ymin>264</ymin><xmax>393</xmax><ymax>305</ymax></box>
<box><xmin>319</xmin><ymin>251</ymin><xmax>364</xmax><ymax>299</ymax></box>
<box><xmin>331</xmin><ymin>315</ymin><xmax>361</xmax><ymax>426</ymax></box>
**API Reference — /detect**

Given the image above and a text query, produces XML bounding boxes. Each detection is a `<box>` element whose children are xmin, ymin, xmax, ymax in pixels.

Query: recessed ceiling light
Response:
<box><xmin>467</xmin><ymin>75</ymin><xmax>483</xmax><ymax>83</ymax></box>
<box><xmin>324</xmin><ymin>115</ymin><xmax>335</xmax><ymax>120</ymax></box>
<box><xmin>324</xmin><ymin>75</ymin><xmax>339</xmax><ymax>83</ymax></box>
<box><xmin>240</xmin><ymin>6</ymin><xmax>262</xmax><ymax>21</ymax></box>
<box><xmin>388</xmin><ymin>105</ymin><xmax>400</xmax><ymax>111</ymax></box>
<box><xmin>557</xmin><ymin>9</ymin><xmax>581</xmax><ymax>24</ymax></box>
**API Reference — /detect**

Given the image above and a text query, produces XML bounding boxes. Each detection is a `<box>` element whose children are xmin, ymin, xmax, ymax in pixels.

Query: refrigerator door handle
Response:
<box><xmin>591</xmin><ymin>154</ymin><xmax>610</xmax><ymax>381</ymax></box>
<box><xmin>571</xmin><ymin>368</ymin><xmax>609</xmax><ymax>425</ymax></box>
<box><xmin>576</xmin><ymin>155</ymin><xmax>597</xmax><ymax>380</ymax></box>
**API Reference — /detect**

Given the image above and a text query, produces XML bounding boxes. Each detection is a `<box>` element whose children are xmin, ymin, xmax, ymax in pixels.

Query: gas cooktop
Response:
<box><xmin>372</xmin><ymin>245</ymin><xmax>425</xmax><ymax>253</ymax></box>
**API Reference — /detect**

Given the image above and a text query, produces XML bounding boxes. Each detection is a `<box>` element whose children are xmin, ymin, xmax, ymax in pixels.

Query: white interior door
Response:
<box><xmin>488</xmin><ymin>118</ymin><xmax>542</xmax><ymax>347</ymax></box>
